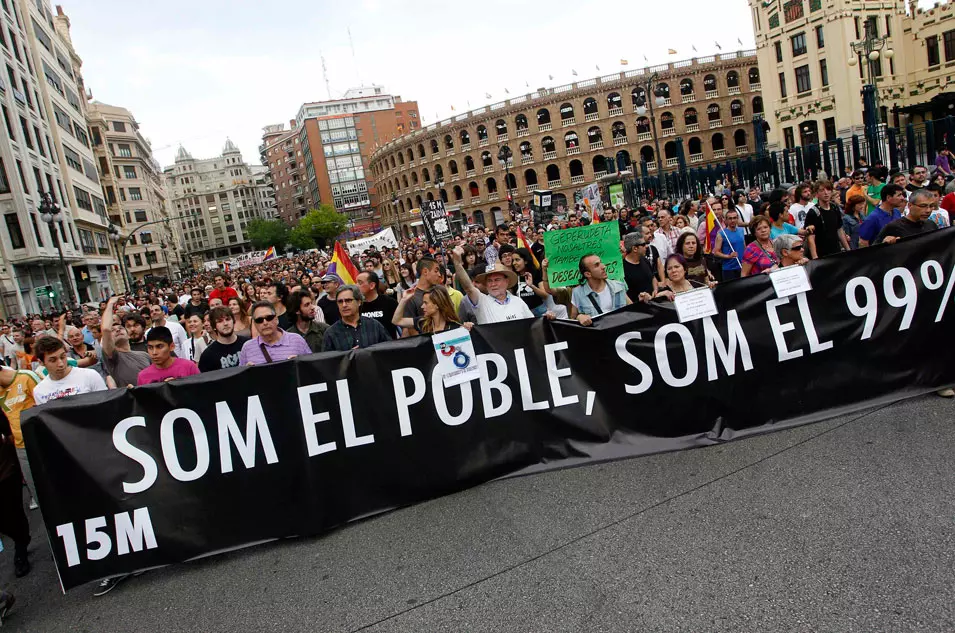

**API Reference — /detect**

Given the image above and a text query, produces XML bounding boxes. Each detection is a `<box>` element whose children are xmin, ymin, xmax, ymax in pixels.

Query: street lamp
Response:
<box><xmin>850</xmin><ymin>20</ymin><xmax>894</xmax><ymax>164</ymax></box>
<box><xmin>38</xmin><ymin>192</ymin><xmax>76</xmax><ymax>308</ymax></box>
<box><xmin>497</xmin><ymin>145</ymin><xmax>515</xmax><ymax>219</ymax></box>
<box><xmin>634</xmin><ymin>72</ymin><xmax>668</xmax><ymax>198</ymax></box>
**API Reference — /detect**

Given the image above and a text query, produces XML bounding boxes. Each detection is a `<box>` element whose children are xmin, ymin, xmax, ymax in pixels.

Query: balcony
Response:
<box><xmin>488</xmin><ymin>192</ymin><xmax>499</xmax><ymax>200</ymax></box>
<box><xmin>709</xmin><ymin>119</ymin><xmax>722</xmax><ymax>129</ymax></box>
<box><xmin>713</xmin><ymin>149</ymin><xmax>728</xmax><ymax>158</ymax></box>
<box><xmin>408</xmin><ymin>160</ymin><xmax>415</xmax><ymax>167</ymax></box>
<box><xmin>608</xmin><ymin>107</ymin><xmax>623</xmax><ymax>116</ymax></box>
<box><xmin>571</xmin><ymin>175</ymin><xmax>585</xmax><ymax>185</ymax></box>
<box><xmin>538</xmin><ymin>123</ymin><xmax>552</xmax><ymax>132</ymax></box>
<box><xmin>594</xmin><ymin>170</ymin><xmax>607</xmax><ymax>178</ymax></box>
<box><xmin>561</xmin><ymin>117</ymin><xmax>576</xmax><ymax>127</ymax></box>
<box><xmin>460</xmin><ymin>143</ymin><xmax>471</xmax><ymax>152</ymax></box>
<box><xmin>566</xmin><ymin>146</ymin><xmax>581</xmax><ymax>155</ymax></box>
<box><xmin>685</xmin><ymin>123</ymin><xmax>700</xmax><ymax>132</ymax></box>
<box><xmin>542</xmin><ymin>150</ymin><xmax>557</xmax><ymax>160</ymax></box>
<box><xmin>516</xmin><ymin>128</ymin><xmax>530</xmax><ymax>137</ymax></box>
<box><xmin>662</xmin><ymin>98</ymin><xmax>672</xmax><ymax>106</ymax></box>
<box><xmin>445</xmin><ymin>148</ymin><xmax>455</xmax><ymax>156</ymax></box>
<box><xmin>585</xmin><ymin>112</ymin><xmax>599</xmax><ymax>122</ymax></box>
<box><xmin>548</xmin><ymin>179</ymin><xmax>562</xmax><ymax>188</ymax></box>
<box><xmin>483</xmin><ymin>165</ymin><xmax>494</xmax><ymax>174</ymax></box>
<box><xmin>589</xmin><ymin>141</ymin><xmax>604</xmax><ymax>150</ymax></box>
<box><xmin>750</xmin><ymin>83</ymin><xmax>761</xmax><ymax>91</ymax></box>
<box><xmin>646</xmin><ymin>161</ymin><xmax>657</xmax><ymax>171</ymax></box>
<box><xmin>525</xmin><ymin>184</ymin><xmax>536</xmax><ymax>193</ymax></box>
<box><xmin>521</xmin><ymin>155</ymin><xmax>534</xmax><ymax>165</ymax></box>
<box><xmin>613</xmin><ymin>136</ymin><xmax>629</xmax><ymax>146</ymax></box>
<box><xmin>661</xmin><ymin>128</ymin><xmax>676</xmax><ymax>137</ymax></box>
<box><xmin>681</xmin><ymin>94</ymin><xmax>696</xmax><ymax>103</ymax></box>
<box><xmin>637</xmin><ymin>132</ymin><xmax>652</xmax><ymax>141</ymax></box>
<box><xmin>451</xmin><ymin>173</ymin><xmax>460</xmax><ymax>181</ymax></box>
<box><xmin>497</xmin><ymin>133</ymin><xmax>509</xmax><ymax>142</ymax></box>
<box><xmin>665</xmin><ymin>157</ymin><xmax>679</xmax><ymax>167</ymax></box>
<box><xmin>471</xmin><ymin>196</ymin><xmax>481</xmax><ymax>204</ymax></box>
<box><xmin>736</xmin><ymin>146</ymin><xmax>748</xmax><ymax>155</ymax></box>
<box><xmin>728</xmin><ymin>86</ymin><xmax>741</xmax><ymax>95</ymax></box>
<box><xmin>705</xmin><ymin>90</ymin><xmax>719</xmax><ymax>99</ymax></box>
<box><xmin>479</xmin><ymin>138</ymin><xmax>489</xmax><ymax>147</ymax></box>
<box><xmin>732</xmin><ymin>116</ymin><xmax>745</xmax><ymax>124</ymax></box>
<box><xmin>466</xmin><ymin>169</ymin><xmax>476</xmax><ymax>177</ymax></box>
<box><xmin>690</xmin><ymin>153</ymin><xmax>704</xmax><ymax>163</ymax></box>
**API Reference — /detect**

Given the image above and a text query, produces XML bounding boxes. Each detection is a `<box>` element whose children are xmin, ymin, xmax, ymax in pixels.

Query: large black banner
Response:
<box><xmin>24</xmin><ymin>229</ymin><xmax>955</xmax><ymax>590</ymax></box>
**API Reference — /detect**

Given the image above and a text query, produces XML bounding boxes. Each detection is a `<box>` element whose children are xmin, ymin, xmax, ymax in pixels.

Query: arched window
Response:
<box><xmin>411</xmin><ymin>172</ymin><xmax>419</xmax><ymax>185</ymax></box>
<box><xmin>569</xmin><ymin>160</ymin><xmax>584</xmax><ymax>178</ymax></box>
<box><xmin>415</xmin><ymin>195</ymin><xmax>423</xmax><ymax>207</ymax></box>
<box><xmin>611</xmin><ymin>121</ymin><xmax>627</xmax><ymax>139</ymax></box>
<box><xmin>631</xmin><ymin>87</ymin><xmax>646</xmax><ymax>106</ymax></box>
<box><xmin>636</xmin><ymin>117</ymin><xmax>651</xmax><ymax>133</ymax></box>
<box><xmin>707</xmin><ymin>104</ymin><xmax>721</xmax><ymax>121</ymax></box>
<box><xmin>587</xmin><ymin>126</ymin><xmax>603</xmax><ymax>145</ymax></box>
<box><xmin>730</xmin><ymin>100</ymin><xmax>744</xmax><ymax>118</ymax></box>
<box><xmin>398</xmin><ymin>200</ymin><xmax>405</xmax><ymax>213</ymax></box>
<box><xmin>398</xmin><ymin>152</ymin><xmax>404</xmax><ymax>165</ymax></box>
<box><xmin>495</xmin><ymin>119</ymin><xmax>508</xmax><ymax>137</ymax></box>
<box><xmin>422</xmin><ymin>168</ymin><xmax>431</xmax><ymax>183</ymax></box>
<box><xmin>481</xmin><ymin>151</ymin><xmax>492</xmax><ymax>167</ymax></box>
<box><xmin>607</xmin><ymin>92</ymin><xmax>622</xmax><ymax>111</ymax></box>
<box><xmin>583</xmin><ymin>98</ymin><xmax>598</xmax><ymax>115</ymax></box>
<box><xmin>748</xmin><ymin>67</ymin><xmax>760</xmax><ymax>86</ymax></box>
<box><xmin>464</xmin><ymin>155</ymin><xmax>475</xmax><ymax>171</ymax></box>
<box><xmin>468</xmin><ymin>181</ymin><xmax>479</xmax><ymax>197</ymax></box>
<box><xmin>680</xmin><ymin>78</ymin><xmax>694</xmax><ymax>96</ymax></box>
<box><xmin>560</xmin><ymin>103</ymin><xmax>575</xmax><ymax>122</ymax></box>
<box><xmin>519</xmin><ymin>141</ymin><xmax>532</xmax><ymax>157</ymax></box>
<box><xmin>657</xmin><ymin>83</ymin><xmax>670</xmax><ymax>99</ymax></box>
<box><xmin>727</xmin><ymin>71</ymin><xmax>740</xmax><ymax>88</ymax></box>
<box><xmin>688</xmin><ymin>137</ymin><xmax>702</xmax><ymax>155</ymax></box>
<box><xmin>664</xmin><ymin>141</ymin><xmax>677</xmax><ymax>159</ymax></box>
<box><xmin>752</xmin><ymin>96</ymin><xmax>764</xmax><ymax>115</ymax></box>
<box><xmin>430</xmin><ymin>139</ymin><xmax>439</xmax><ymax>154</ymax></box>
<box><xmin>712</xmin><ymin>133</ymin><xmax>725</xmax><ymax>151</ymax></box>
<box><xmin>505</xmin><ymin>173</ymin><xmax>516</xmax><ymax>190</ymax></box>
<box><xmin>524</xmin><ymin>169</ymin><xmax>538</xmax><ymax>186</ymax></box>
<box><xmin>444</xmin><ymin>135</ymin><xmax>454</xmax><ymax>150</ymax></box>
<box><xmin>460</xmin><ymin>130</ymin><xmax>471</xmax><ymax>146</ymax></box>
<box><xmin>684</xmin><ymin>108</ymin><xmax>698</xmax><ymax>125</ymax></box>
<box><xmin>639</xmin><ymin>146</ymin><xmax>655</xmax><ymax>163</ymax></box>
<box><xmin>434</xmin><ymin>165</ymin><xmax>444</xmax><ymax>182</ymax></box>
<box><xmin>537</xmin><ymin>108</ymin><xmax>551</xmax><ymax>125</ymax></box>
<box><xmin>477</xmin><ymin>125</ymin><xmax>488</xmax><ymax>140</ymax></box>
<box><xmin>486</xmin><ymin>177</ymin><xmax>498</xmax><ymax>194</ymax></box>
<box><xmin>615</xmin><ymin>150</ymin><xmax>631</xmax><ymax>170</ymax></box>
<box><xmin>390</xmin><ymin>156</ymin><xmax>395</xmax><ymax>169</ymax></box>
<box><xmin>592</xmin><ymin>155</ymin><xmax>607</xmax><ymax>174</ymax></box>
<box><xmin>426</xmin><ymin>192</ymin><xmax>434</xmax><ymax>201</ymax></box>
<box><xmin>402</xmin><ymin>175</ymin><xmax>409</xmax><ymax>188</ymax></box>
<box><xmin>516</xmin><ymin>114</ymin><xmax>528</xmax><ymax>130</ymax></box>
<box><xmin>703</xmin><ymin>75</ymin><xmax>716</xmax><ymax>94</ymax></box>
<box><xmin>564</xmin><ymin>131</ymin><xmax>579</xmax><ymax>149</ymax></box>
<box><xmin>407</xmin><ymin>149</ymin><xmax>414</xmax><ymax>162</ymax></box>
<box><xmin>417</xmin><ymin>144</ymin><xmax>425</xmax><ymax>159</ymax></box>
<box><xmin>449</xmin><ymin>160</ymin><xmax>458</xmax><ymax>175</ymax></box>
<box><xmin>546</xmin><ymin>164</ymin><xmax>561</xmax><ymax>183</ymax></box>
<box><xmin>734</xmin><ymin>129</ymin><xmax>747</xmax><ymax>148</ymax></box>
<box><xmin>541</xmin><ymin>136</ymin><xmax>556</xmax><ymax>153</ymax></box>
<box><xmin>660</xmin><ymin>112</ymin><xmax>674</xmax><ymax>130</ymax></box>
<box><xmin>440</xmin><ymin>189</ymin><xmax>448</xmax><ymax>203</ymax></box>
<box><xmin>473</xmin><ymin>209</ymin><xmax>486</xmax><ymax>227</ymax></box>
<box><xmin>453</xmin><ymin>185</ymin><xmax>463</xmax><ymax>200</ymax></box>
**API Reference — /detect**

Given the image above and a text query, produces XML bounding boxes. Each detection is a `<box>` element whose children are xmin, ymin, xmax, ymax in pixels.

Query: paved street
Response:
<box><xmin>2</xmin><ymin>395</ymin><xmax>954</xmax><ymax>633</ymax></box>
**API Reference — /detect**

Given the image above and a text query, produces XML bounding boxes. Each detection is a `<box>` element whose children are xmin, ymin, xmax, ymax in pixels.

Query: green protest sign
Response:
<box><xmin>543</xmin><ymin>222</ymin><xmax>623</xmax><ymax>287</ymax></box>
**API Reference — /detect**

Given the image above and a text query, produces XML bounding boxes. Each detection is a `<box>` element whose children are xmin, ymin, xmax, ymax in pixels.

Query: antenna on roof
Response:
<box><xmin>348</xmin><ymin>26</ymin><xmax>362</xmax><ymax>85</ymax></box>
<box><xmin>321</xmin><ymin>52</ymin><xmax>332</xmax><ymax>101</ymax></box>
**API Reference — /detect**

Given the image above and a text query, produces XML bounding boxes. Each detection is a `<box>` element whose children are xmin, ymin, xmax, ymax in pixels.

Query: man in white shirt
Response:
<box><xmin>452</xmin><ymin>245</ymin><xmax>550</xmax><ymax>324</ymax></box>
<box><xmin>652</xmin><ymin>210</ymin><xmax>680</xmax><ymax>259</ymax></box>
<box><xmin>32</xmin><ymin>336</ymin><xmax>107</xmax><ymax>405</ymax></box>
<box><xmin>789</xmin><ymin>183</ymin><xmax>816</xmax><ymax>229</ymax></box>
<box><xmin>733</xmin><ymin>192</ymin><xmax>754</xmax><ymax>225</ymax></box>
<box><xmin>145</xmin><ymin>303</ymin><xmax>189</xmax><ymax>360</ymax></box>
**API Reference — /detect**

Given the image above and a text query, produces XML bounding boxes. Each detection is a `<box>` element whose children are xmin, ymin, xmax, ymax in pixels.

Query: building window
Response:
<box><xmin>0</xmin><ymin>158</ymin><xmax>8</xmax><ymax>194</ymax></box>
<box><xmin>17</xmin><ymin>115</ymin><xmax>30</xmax><ymax>149</ymax></box>
<box><xmin>816</xmin><ymin>25</ymin><xmax>825</xmax><ymax>48</ymax></box>
<box><xmin>134</xmin><ymin>209</ymin><xmax>147</xmax><ymax>222</ymax></box>
<box><xmin>795</xmin><ymin>65</ymin><xmax>811</xmax><ymax>94</ymax></box>
<box><xmin>91</xmin><ymin>126</ymin><xmax>101</xmax><ymax>146</ymax></box>
<box><xmin>925</xmin><ymin>37</ymin><xmax>938</xmax><ymax>66</ymax></box>
<box><xmin>140</xmin><ymin>231</ymin><xmax>153</xmax><ymax>244</ymax></box>
<box><xmin>819</xmin><ymin>59</ymin><xmax>829</xmax><ymax>87</ymax></box>
<box><xmin>73</xmin><ymin>186</ymin><xmax>93</xmax><ymax>211</ymax></box>
<box><xmin>779</xmin><ymin>72</ymin><xmax>787</xmax><ymax>98</ymax></box>
<box><xmin>133</xmin><ymin>253</ymin><xmax>142</xmax><ymax>266</ymax></box>
<box><xmin>123</xmin><ymin>166</ymin><xmax>137</xmax><ymax>179</ymax></box>
<box><xmin>774</xmin><ymin>41</ymin><xmax>783</xmax><ymax>63</ymax></box>
<box><xmin>33</xmin><ymin>126</ymin><xmax>43</xmax><ymax>156</ymax></box>
<box><xmin>63</xmin><ymin>146</ymin><xmax>83</xmax><ymax>172</ymax></box>
<box><xmin>129</xmin><ymin>187</ymin><xmax>142</xmax><ymax>201</ymax></box>
<box><xmin>112</xmin><ymin>121</ymin><xmax>126</xmax><ymax>133</ymax></box>
<box><xmin>945</xmin><ymin>30</ymin><xmax>955</xmax><ymax>62</ymax></box>
<box><xmin>4</xmin><ymin>213</ymin><xmax>23</xmax><ymax>248</ymax></box>
<box><xmin>791</xmin><ymin>33</ymin><xmax>807</xmax><ymax>57</ymax></box>
<box><xmin>783</xmin><ymin>0</ymin><xmax>804</xmax><ymax>22</ymax></box>
<box><xmin>78</xmin><ymin>228</ymin><xmax>95</xmax><ymax>254</ymax></box>
<box><xmin>145</xmin><ymin>251</ymin><xmax>157</xmax><ymax>264</ymax></box>
<box><xmin>783</xmin><ymin>126</ymin><xmax>795</xmax><ymax>149</ymax></box>
<box><xmin>117</xmin><ymin>143</ymin><xmax>132</xmax><ymax>157</ymax></box>
<box><xmin>823</xmin><ymin>117</ymin><xmax>837</xmax><ymax>141</ymax></box>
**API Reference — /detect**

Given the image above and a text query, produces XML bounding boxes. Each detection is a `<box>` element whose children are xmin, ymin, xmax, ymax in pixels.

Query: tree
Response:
<box><xmin>246</xmin><ymin>218</ymin><xmax>289</xmax><ymax>250</ymax></box>
<box><xmin>289</xmin><ymin>204</ymin><xmax>349</xmax><ymax>250</ymax></box>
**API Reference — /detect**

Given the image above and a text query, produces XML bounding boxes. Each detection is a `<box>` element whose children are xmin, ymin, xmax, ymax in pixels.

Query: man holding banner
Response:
<box><xmin>571</xmin><ymin>255</ymin><xmax>631</xmax><ymax>326</ymax></box>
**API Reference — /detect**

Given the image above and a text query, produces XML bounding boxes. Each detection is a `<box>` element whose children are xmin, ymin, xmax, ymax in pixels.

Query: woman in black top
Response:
<box><xmin>510</xmin><ymin>247</ymin><xmax>549</xmax><ymax>316</ymax></box>
<box><xmin>393</xmin><ymin>285</ymin><xmax>472</xmax><ymax>334</ymax></box>
<box><xmin>676</xmin><ymin>232</ymin><xmax>715</xmax><ymax>286</ymax></box>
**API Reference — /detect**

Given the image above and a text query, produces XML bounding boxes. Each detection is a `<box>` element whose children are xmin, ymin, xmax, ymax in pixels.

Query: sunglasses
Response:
<box><xmin>253</xmin><ymin>314</ymin><xmax>276</xmax><ymax>324</ymax></box>
<box><xmin>336</xmin><ymin>298</ymin><xmax>356</xmax><ymax>305</ymax></box>
<box><xmin>791</xmin><ymin>244</ymin><xmax>804</xmax><ymax>251</ymax></box>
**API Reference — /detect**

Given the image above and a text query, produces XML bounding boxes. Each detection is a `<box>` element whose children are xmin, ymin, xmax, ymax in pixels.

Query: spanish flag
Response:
<box><xmin>515</xmin><ymin>226</ymin><xmax>540</xmax><ymax>268</ymax></box>
<box><xmin>620</xmin><ymin>59</ymin><xmax>629</xmax><ymax>66</ymax></box>
<box><xmin>703</xmin><ymin>202</ymin><xmax>718</xmax><ymax>254</ymax></box>
<box><xmin>668</xmin><ymin>48</ymin><xmax>678</xmax><ymax>55</ymax></box>
<box><xmin>329</xmin><ymin>241</ymin><xmax>360</xmax><ymax>285</ymax></box>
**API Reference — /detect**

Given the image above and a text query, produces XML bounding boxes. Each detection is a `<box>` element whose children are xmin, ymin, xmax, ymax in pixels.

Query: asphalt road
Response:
<box><xmin>2</xmin><ymin>395</ymin><xmax>954</xmax><ymax>633</ymax></box>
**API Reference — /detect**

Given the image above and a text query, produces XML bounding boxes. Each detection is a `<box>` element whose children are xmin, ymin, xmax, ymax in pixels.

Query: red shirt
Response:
<box><xmin>940</xmin><ymin>192</ymin><xmax>955</xmax><ymax>215</ymax></box>
<box><xmin>209</xmin><ymin>286</ymin><xmax>239</xmax><ymax>303</ymax></box>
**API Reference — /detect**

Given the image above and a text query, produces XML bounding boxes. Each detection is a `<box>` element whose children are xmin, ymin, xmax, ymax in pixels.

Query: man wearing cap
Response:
<box><xmin>452</xmin><ymin>245</ymin><xmax>545</xmax><ymax>324</ymax></box>
<box><xmin>317</xmin><ymin>274</ymin><xmax>342</xmax><ymax>325</ymax></box>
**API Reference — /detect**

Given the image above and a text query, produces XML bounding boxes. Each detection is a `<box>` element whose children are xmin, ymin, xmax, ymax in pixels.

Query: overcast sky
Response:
<box><xmin>65</xmin><ymin>0</ymin><xmax>935</xmax><ymax>169</ymax></box>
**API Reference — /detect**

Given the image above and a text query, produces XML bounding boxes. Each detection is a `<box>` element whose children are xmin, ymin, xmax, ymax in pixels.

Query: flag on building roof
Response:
<box><xmin>668</xmin><ymin>49</ymin><xmax>677</xmax><ymax>55</ymax></box>
<box><xmin>485</xmin><ymin>93</ymin><xmax>491</xmax><ymax>99</ymax></box>
<box><xmin>738</xmin><ymin>37</ymin><xmax>744</xmax><ymax>46</ymax></box>
<box><xmin>329</xmin><ymin>242</ymin><xmax>359</xmax><ymax>285</ymax></box>
<box><xmin>715</xmin><ymin>41</ymin><xmax>722</xmax><ymax>50</ymax></box>
<box><xmin>692</xmin><ymin>45</ymin><xmax>698</xmax><ymax>52</ymax></box>
<box><xmin>620</xmin><ymin>59</ymin><xmax>629</xmax><ymax>65</ymax></box>
<box><xmin>572</xmin><ymin>69</ymin><xmax>578</xmax><ymax>76</ymax></box>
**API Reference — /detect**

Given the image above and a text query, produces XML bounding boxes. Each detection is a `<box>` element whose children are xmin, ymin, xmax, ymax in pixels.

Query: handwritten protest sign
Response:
<box><xmin>543</xmin><ymin>222</ymin><xmax>623</xmax><ymax>287</ymax></box>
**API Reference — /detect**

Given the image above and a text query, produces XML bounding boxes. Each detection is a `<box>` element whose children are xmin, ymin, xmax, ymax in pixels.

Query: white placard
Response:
<box><xmin>432</xmin><ymin>328</ymin><xmax>480</xmax><ymax>387</ymax></box>
<box><xmin>673</xmin><ymin>287</ymin><xmax>718</xmax><ymax>323</ymax></box>
<box><xmin>769</xmin><ymin>265</ymin><xmax>812</xmax><ymax>298</ymax></box>
<box><xmin>347</xmin><ymin>227</ymin><xmax>399</xmax><ymax>256</ymax></box>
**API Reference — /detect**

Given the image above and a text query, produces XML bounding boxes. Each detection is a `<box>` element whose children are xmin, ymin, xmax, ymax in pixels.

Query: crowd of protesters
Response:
<box><xmin>0</xmin><ymin>161</ymin><xmax>953</xmax><ymax>608</ymax></box>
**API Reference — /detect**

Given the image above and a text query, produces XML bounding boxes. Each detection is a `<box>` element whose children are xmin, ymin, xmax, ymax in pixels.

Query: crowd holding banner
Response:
<box><xmin>1</xmin><ymin>164</ymin><xmax>955</xmax><ymax>605</ymax></box>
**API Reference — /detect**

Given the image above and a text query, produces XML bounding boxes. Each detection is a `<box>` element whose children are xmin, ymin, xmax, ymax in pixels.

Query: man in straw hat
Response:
<box><xmin>451</xmin><ymin>245</ymin><xmax>554</xmax><ymax>324</ymax></box>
